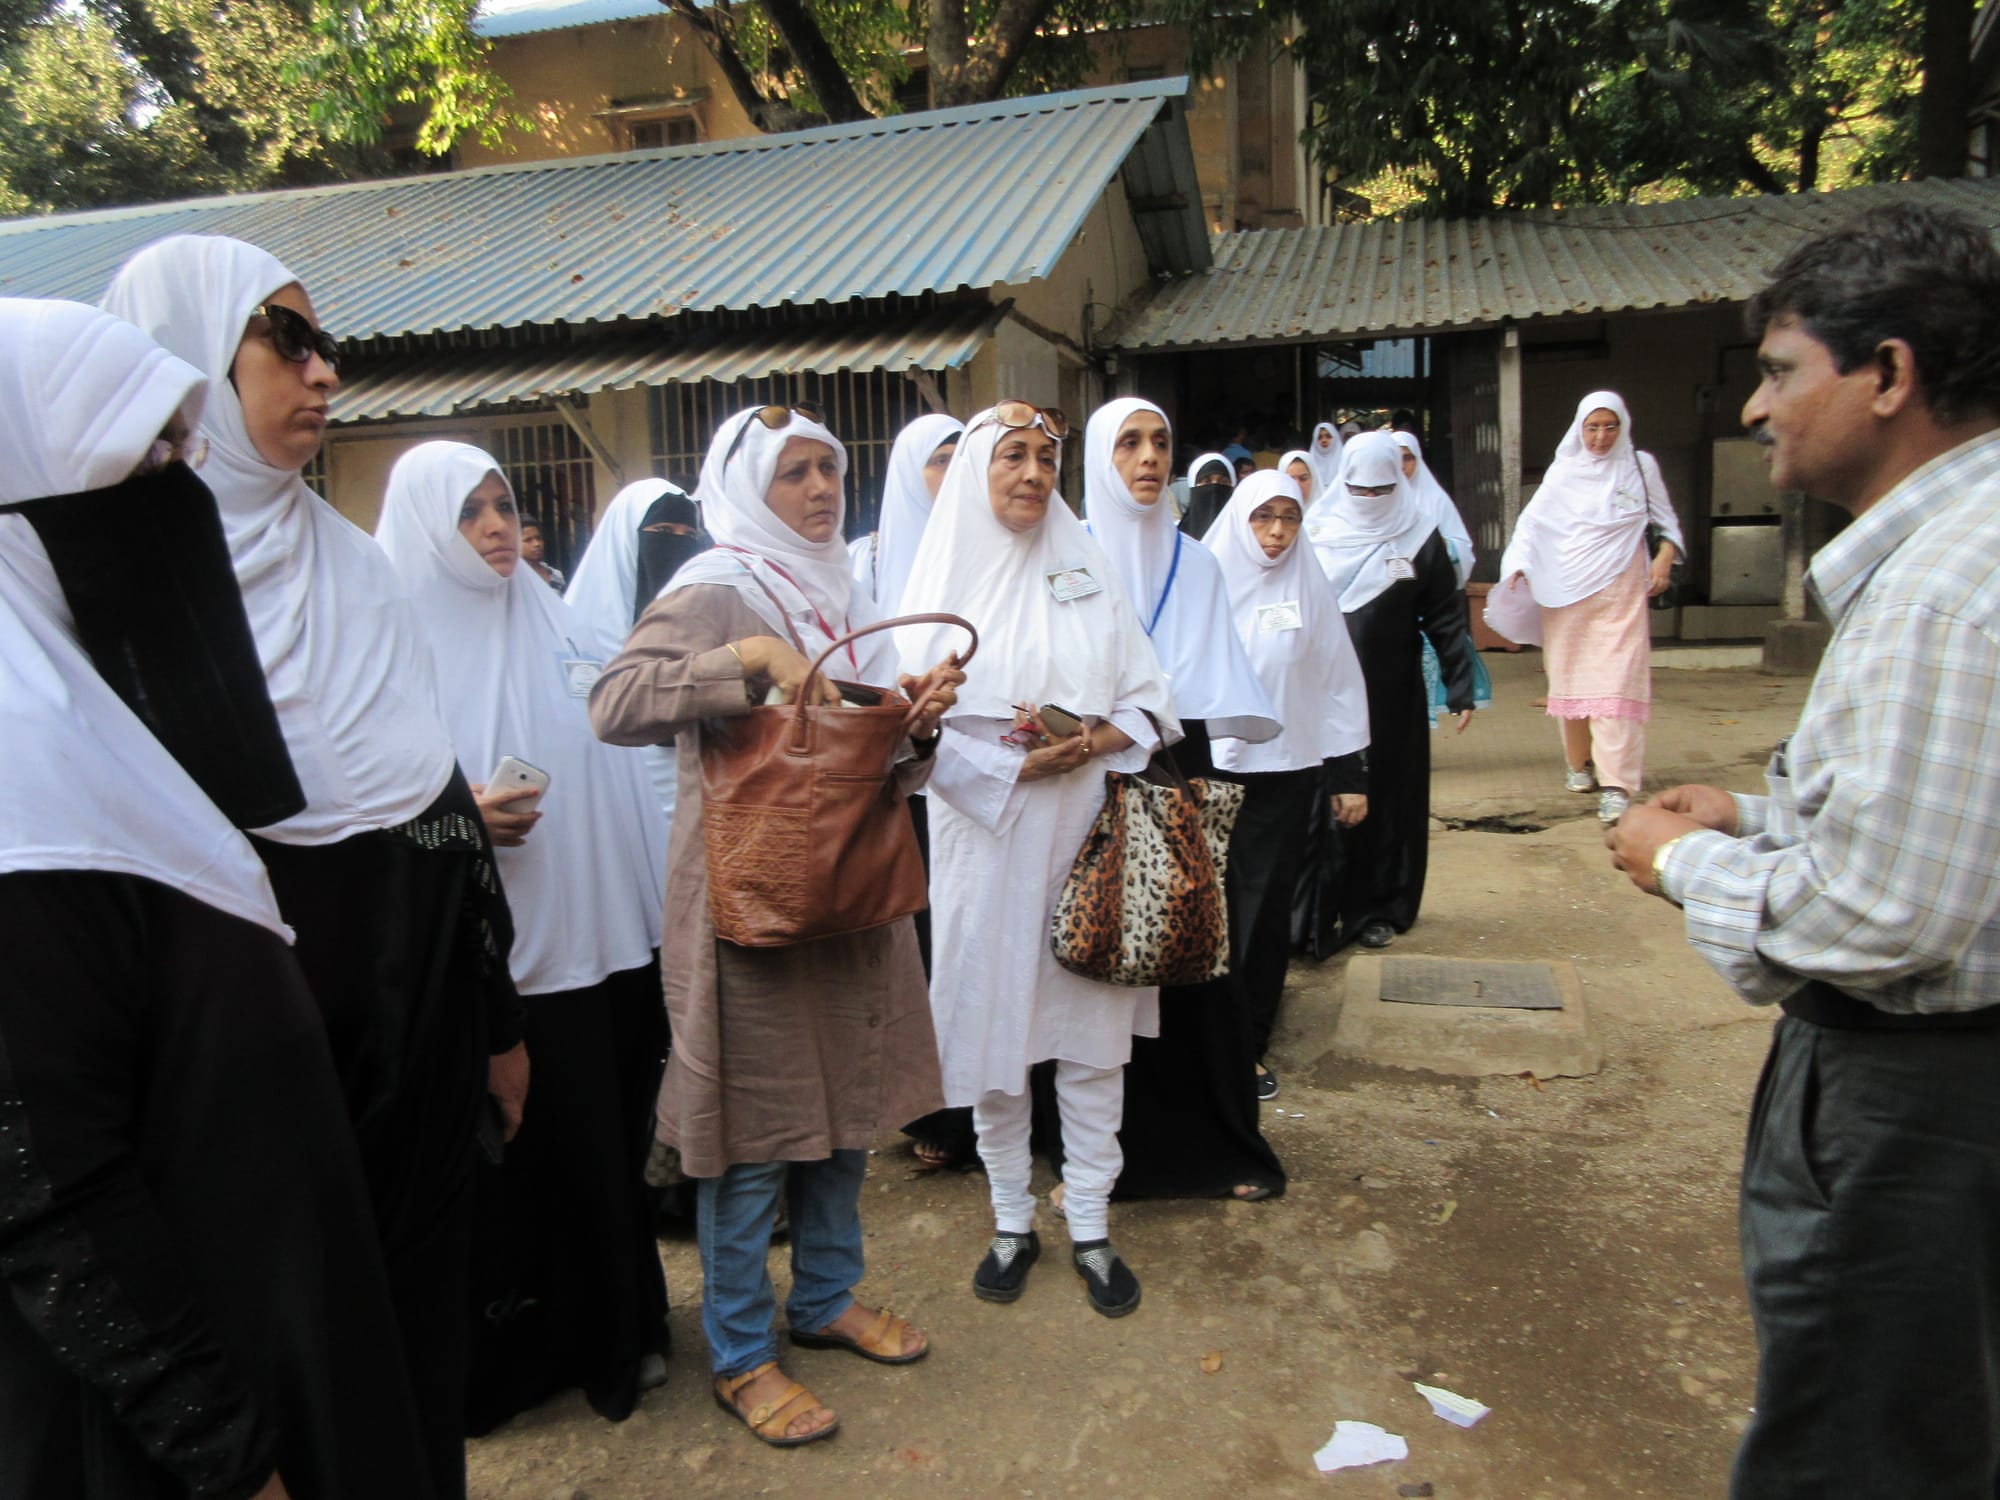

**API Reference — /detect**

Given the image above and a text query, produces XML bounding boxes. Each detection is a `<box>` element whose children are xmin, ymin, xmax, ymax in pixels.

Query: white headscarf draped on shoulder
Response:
<box><xmin>866</xmin><ymin>411</ymin><xmax>962</xmax><ymax>610</ymax></box>
<box><xmin>1391</xmin><ymin>432</ymin><xmax>1475</xmax><ymax>588</ymax></box>
<box><xmin>102</xmin><ymin>233</ymin><xmax>456</xmax><ymax>845</ymax></box>
<box><xmin>1498</xmin><ymin>390</ymin><xmax>1681</xmax><ymax>610</ymax></box>
<box><xmin>1083</xmin><ymin>398</ymin><xmax>1277</xmax><ymax>743</ymax></box>
<box><xmin>376</xmin><ymin>442</ymin><xmax>666</xmax><ymax>996</ymax></box>
<box><xmin>1309</xmin><ymin>430</ymin><xmax>1437</xmax><ymax>610</ymax></box>
<box><xmin>896</xmin><ymin>405</ymin><xmax>1177</xmax><ymax>730</ymax></box>
<box><xmin>666</xmin><ymin>405</ymin><xmax>898</xmax><ymax>680</ymax></box>
<box><xmin>0</xmin><ymin>298</ymin><xmax>287</xmax><ymax>938</ymax></box>
<box><xmin>1204</xmin><ymin>470</ymin><xmax>1369</xmax><ymax>773</ymax></box>
<box><xmin>1306</xmin><ymin>421</ymin><xmax>1344</xmax><ymax>498</ymax></box>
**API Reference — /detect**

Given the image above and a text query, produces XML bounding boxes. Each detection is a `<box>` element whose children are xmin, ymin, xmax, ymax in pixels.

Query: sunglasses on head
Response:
<box><xmin>255</xmin><ymin>302</ymin><xmax>341</xmax><ymax>372</ymax></box>
<box><xmin>973</xmin><ymin>400</ymin><xmax>1069</xmax><ymax>442</ymax></box>
<box><xmin>722</xmin><ymin>402</ymin><xmax>826</xmax><ymax>468</ymax></box>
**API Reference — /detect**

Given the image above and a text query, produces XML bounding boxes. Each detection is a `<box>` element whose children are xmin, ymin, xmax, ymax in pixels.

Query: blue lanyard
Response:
<box><xmin>1147</xmin><ymin>533</ymin><xmax>1182</xmax><ymax>637</ymax></box>
<box><xmin>1083</xmin><ymin>524</ymin><xmax>1182</xmax><ymax>637</ymax></box>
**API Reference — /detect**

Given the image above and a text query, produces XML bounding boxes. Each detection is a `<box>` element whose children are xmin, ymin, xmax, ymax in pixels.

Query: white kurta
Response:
<box><xmin>925</xmin><ymin>710</ymin><xmax>1160</xmax><ymax>1106</ymax></box>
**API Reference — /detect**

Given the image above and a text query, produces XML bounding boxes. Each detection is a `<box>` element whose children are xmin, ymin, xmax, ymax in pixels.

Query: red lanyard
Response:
<box><xmin>718</xmin><ymin>546</ymin><xmax>858</xmax><ymax>674</ymax></box>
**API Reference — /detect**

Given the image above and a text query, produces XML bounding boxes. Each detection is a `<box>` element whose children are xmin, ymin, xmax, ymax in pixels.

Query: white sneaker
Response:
<box><xmin>1598</xmin><ymin>788</ymin><xmax>1631</xmax><ymax>823</ymax></box>
<box><xmin>1565</xmin><ymin>767</ymin><xmax>1596</xmax><ymax>794</ymax></box>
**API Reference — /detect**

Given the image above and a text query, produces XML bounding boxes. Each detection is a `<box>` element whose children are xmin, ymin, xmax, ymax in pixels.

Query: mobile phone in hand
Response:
<box><xmin>486</xmin><ymin>755</ymin><xmax>549</xmax><ymax>814</ymax></box>
<box><xmin>1037</xmin><ymin>704</ymin><xmax>1084</xmax><ymax>739</ymax></box>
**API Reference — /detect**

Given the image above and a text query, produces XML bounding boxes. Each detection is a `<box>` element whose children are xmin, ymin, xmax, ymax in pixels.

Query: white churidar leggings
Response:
<box><xmin>973</xmin><ymin>1059</ymin><xmax>1124</xmax><ymax>1243</ymax></box>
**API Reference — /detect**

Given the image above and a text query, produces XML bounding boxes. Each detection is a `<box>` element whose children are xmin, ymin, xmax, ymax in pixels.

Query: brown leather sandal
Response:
<box><xmin>711</xmin><ymin>1361</ymin><xmax>838</xmax><ymax>1446</ymax></box>
<box><xmin>788</xmin><ymin>1305</ymin><xmax>930</xmax><ymax>1365</ymax></box>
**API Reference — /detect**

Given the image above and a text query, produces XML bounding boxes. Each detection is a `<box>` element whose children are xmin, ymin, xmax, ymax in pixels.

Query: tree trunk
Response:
<box><xmin>664</xmin><ymin>0</ymin><xmax>789</xmax><ymax>132</ymax></box>
<box><xmin>928</xmin><ymin>0</ymin><xmax>1057</xmax><ymax>107</ymax></box>
<box><xmin>1917</xmin><ymin>0</ymin><xmax>1973</xmax><ymax>177</ymax></box>
<box><xmin>758</xmin><ymin>0</ymin><xmax>875</xmax><ymax>123</ymax></box>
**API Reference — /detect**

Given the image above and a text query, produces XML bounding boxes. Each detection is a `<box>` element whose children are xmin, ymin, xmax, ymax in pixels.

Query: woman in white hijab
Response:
<box><xmin>853</xmin><ymin>410</ymin><xmax>963</xmax><ymax>608</ymax></box>
<box><xmin>898</xmin><ymin>401</ymin><xmax>1178</xmax><ymax>1319</ymax></box>
<box><xmin>1205</xmin><ymin>470</ymin><xmax>1372</xmax><ymax>1097</ymax></box>
<box><xmin>1488</xmin><ymin>392</ymin><xmax>1682</xmax><ymax>822</ymax></box>
<box><xmin>0</xmin><ymin>299</ymin><xmax>428</xmax><ymax>1500</ymax></box>
<box><xmin>564</xmin><ymin>476</ymin><xmax>706</xmax><ymax>820</ymax></box>
<box><xmin>1038</xmin><ymin>397</ymin><xmax>1283</xmax><ymax>1204</ymax></box>
<box><xmin>591</xmin><ymin>405</ymin><xmax>961</xmax><ymax>1448</ymax></box>
<box><xmin>1307</xmin><ymin>420</ymin><xmax>1344</xmax><ymax>498</ymax></box>
<box><xmin>1303</xmin><ymin>431</ymin><xmax>1476</xmax><ymax>955</ymax></box>
<box><xmin>1392</xmin><ymin>432</ymin><xmax>1475</xmax><ymax>588</ymax></box>
<box><xmin>377</xmin><ymin>442</ymin><xmax>672</xmax><ymax>1431</ymax></box>
<box><xmin>1280</xmin><ymin>447</ymin><xmax>1317</xmax><ymax>505</ymax></box>
<box><xmin>103</xmin><ymin>234</ymin><xmax>523</xmax><ymax>1500</ymax></box>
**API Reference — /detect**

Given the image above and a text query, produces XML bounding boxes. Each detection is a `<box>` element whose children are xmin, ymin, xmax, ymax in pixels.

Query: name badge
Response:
<box><xmin>1257</xmin><ymin>601</ymin><xmax>1303</xmax><ymax>633</ymax></box>
<box><xmin>1385</xmin><ymin>557</ymin><xmax>1417</xmax><ymax>582</ymax></box>
<box><xmin>1613</xmin><ymin>489</ymin><xmax>1644</xmax><ymax>514</ymax></box>
<box><xmin>560</xmin><ymin>657</ymin><xmax>603</xmax><ymax>698</ymax></box>
<box><xmin>1046</xmin><ymin>567</ymin><xmax>1103</xmax><ymax>602</ymax></box>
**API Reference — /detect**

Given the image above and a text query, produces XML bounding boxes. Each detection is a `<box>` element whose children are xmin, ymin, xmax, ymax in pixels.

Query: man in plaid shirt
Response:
<box><xmin>1608</xmin><ymin>204</ymin><xmax>2000</xmax><ymax>1498</ymax></box>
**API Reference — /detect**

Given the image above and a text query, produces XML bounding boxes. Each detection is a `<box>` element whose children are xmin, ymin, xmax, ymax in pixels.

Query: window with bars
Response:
<box><xmin>489</xmin><ymin>420</ymin><xmax>597</xmax><ymax>573</ymax></box>
<box><xmin>648</xmin><ymin>370</ymin><xmax>936</xmax><ymax>540</ymax></box>
<box><xmin>301</xmin><ymin>447</ymin><xmax>327</xmax><ymax>495</ymax></box>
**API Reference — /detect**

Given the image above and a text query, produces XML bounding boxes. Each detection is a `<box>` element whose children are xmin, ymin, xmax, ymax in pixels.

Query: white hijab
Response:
<box><xmin>1307</xmin><ymin>422</ymin><xmax>1344</xmax><ymax>498</ymax></box>
<box><xmin>1309</xmin><ymin>430</ymin><xmax>1438</xmax><ymax>610</ymax></box>
<box><xmin>896</xmin><ymin>408</ymin><xmax>1177</xmax><ymax>730</ymax></box>
<box><xmin>1083</xmin><ymin>399</ymin><xmax>1277</xmax><ymax>743</ymax></box>
<box><xmin>376</xmin><ymin>442</ymin><xmax>666</xmax><ymax>996</ymax></box>
<box><xmin>564</xmin><ymin>477</ymin><xmax>681</xmax><ymax>660</ymax></box>
<box><xmin>667</xmin><ymin>406</ymin><xmax>898</xmax><ymax>681</ymax></box>
<box><xmin>0</xmin><ymin>299</ymin><xmax>288</xmax><ymax>939</ymax></box>
<box><xmin>1278</xmin><ymin>448</ymin><xmax>1316</xmax><ymax>506</ymax></box>
<box><xmin>1204</xmin><ymin>471</ymin><xmax>1370</xmax><ymax>773</ymax></box>
<box><xmin>1392</xmin><ymin>432</ymin><xmax>1474</xmax><ymax>588</ymax></box>
<box><xmin>864</xmin><ymin>411</ymin><xmax>963</xmax><ymax>608</ymax></box>
<box><xmin>1498</xmin><ymin>390</ymin><xmax>1671</xmax><ymax>610</ymax></box>
<box><xmin>102</xmin><ymin>234</ymin><xmax>457</xmax><ymax>845</ymax></box>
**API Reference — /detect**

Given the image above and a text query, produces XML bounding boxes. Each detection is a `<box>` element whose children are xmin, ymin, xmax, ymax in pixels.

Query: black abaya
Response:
<box><xmin>1040</xmin><ymin>722</ymin><xmax>1285</xmax><ymax>1201</ymax></box>
<box><xmin>901</xmin><ymin>794</ymin><xmax>979</xmax><ymax>1165</ymax></box>
<box><xmin>1300</xmin><ymin>530</ymin><xmax>1473</xmax><ymax>953</ymax></box>
<box><xmin>250</xmin><ymin>769</ymin><xmax>519</xmax><ymax>1500</ymax></box>
<box><xmin>467</xmin><ymin>962</ymin><xmax>669</xmax><ymax>1433</ymax></box>
<box><xmin>0</xmin><ymin>871</ymin><xmax>428</xmax><ymax>1500</ymax></box>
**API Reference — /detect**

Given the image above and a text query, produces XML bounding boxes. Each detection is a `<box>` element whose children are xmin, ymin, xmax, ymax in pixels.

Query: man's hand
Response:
<box><xmin>488</xmin><ymin>1042</ymin><xmax>530</xmax><ymax>1142</ymax></box>
<box><xmin>1330</xmin><ymin>793</ymin><xmax>1369</xmax><ymax>827</ymax></box>
<box><xmin>1605</xmin><ymin>803</ymin><xmax>1704</xmax><ymax>897</ymax></box>
<box><xmin>1652</xmin><ymin>783</ymin><xmax>1739</xmax><ymax>835</ymax></box>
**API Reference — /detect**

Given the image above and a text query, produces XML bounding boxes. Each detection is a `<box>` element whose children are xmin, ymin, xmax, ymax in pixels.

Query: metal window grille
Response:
<box><xmin>489</xmin><ymin>419</ymin><xmax>597</xmax><ymax>573</ymax></box>
<box><xmin>648</xmin><ymin>371</ymin><xmax>934</xmax><ymax>540</ymax></box>
<box><xmin>301</xmin><ymin>447</ymin><xmax>328</xmax><ymax>495</ymax></box>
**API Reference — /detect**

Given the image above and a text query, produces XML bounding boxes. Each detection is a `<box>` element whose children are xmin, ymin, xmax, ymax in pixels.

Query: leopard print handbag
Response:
<box><xmin>1049</xmin><ymin>752</ymin><xmax>1246</xmax><ymax>987</ymax></box>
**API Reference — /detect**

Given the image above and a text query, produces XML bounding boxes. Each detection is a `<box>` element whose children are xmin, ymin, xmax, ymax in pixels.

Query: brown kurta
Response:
<box><xmin>589</xmin><ymin>583</ymin><xmax>943</xmax><ymax>1179</ymax></box>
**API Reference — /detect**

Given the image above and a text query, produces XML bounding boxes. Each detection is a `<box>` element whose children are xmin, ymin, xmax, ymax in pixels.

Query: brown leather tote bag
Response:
<box><xmin>699</xmin><ymin>609</ymin><xmax>977</xmax><ymax>947</ymax></box>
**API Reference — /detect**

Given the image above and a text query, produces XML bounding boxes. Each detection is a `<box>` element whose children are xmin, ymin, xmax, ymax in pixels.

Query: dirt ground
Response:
<box><xmin>467</xmin><ymin>660</ymin><xmax>1809</xmax><ymax>1499</ymax></box>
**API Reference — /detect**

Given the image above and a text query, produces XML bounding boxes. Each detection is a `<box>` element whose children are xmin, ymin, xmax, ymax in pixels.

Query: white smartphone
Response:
<box><xmin>486</xmin><ymin>755</ymin><xmax>550</xmax><ymax>814</ymax></box>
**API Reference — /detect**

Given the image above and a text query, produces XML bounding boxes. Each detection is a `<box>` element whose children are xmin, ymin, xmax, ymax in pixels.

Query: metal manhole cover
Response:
<box><xmin>1377</xmin><ymin>958</ymin><xmax>1564</xmax><ymax>1010</ymax></box>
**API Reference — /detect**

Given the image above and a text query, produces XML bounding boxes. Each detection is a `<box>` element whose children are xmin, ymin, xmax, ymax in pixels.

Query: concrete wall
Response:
<box><xmin>463</xmin><ymin>16</ymin><xmax>756</xmax><ymax>166</ymax></box>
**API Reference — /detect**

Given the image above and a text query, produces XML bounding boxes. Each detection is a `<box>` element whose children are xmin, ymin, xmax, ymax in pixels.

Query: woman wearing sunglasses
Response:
<box><xmin>897</xmin><ymin>402</ymin><xmax>1179</xmax><ymax>1320</ymax></box>
<box><xmin>104</xmin><ymin>235</ymin><xmax>524</xmax><ymax>1500</ymax></box>
<box><xmin>591</xmin><ymin>404</ymin><xmax>963</xmax><ymax>1448</ymax></box>
<box><xmin>1301</xmin><ymin>431</ymin><xmax>1477</xmax><ymax>955</ymax></box>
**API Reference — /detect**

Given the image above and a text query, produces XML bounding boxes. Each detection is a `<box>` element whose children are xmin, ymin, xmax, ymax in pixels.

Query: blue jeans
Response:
<box><xmin>696</xmin><ymin>1150</ymin><xmax>867</xmax><ymax>1377</ymax></box>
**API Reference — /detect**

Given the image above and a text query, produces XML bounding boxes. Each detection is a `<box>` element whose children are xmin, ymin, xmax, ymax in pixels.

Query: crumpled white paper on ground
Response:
<box><xmin>1413</xmin><ymin>1381</ymin><xmax>1492</xmax><ymax>1428</ymax></box>
<box><xmin>1313</xmin><ymin>1420</ymin><xmax>1409</xmax><ymax>1473</ymax></box>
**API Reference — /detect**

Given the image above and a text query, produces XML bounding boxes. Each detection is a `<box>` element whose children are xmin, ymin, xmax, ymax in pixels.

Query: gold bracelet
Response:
<box><xmin>1652</xmin><ymin>834</ymin><xmax>1688</xmax><ymax>903</ymax></box>
<box><xmin>724</xmin><ymin>641</ymin><xmax>744</xmax><ymax>668</ymax></box>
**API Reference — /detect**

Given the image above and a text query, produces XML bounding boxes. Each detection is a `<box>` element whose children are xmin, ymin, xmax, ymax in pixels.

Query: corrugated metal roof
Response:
<box><xmin>0</xmin><ymin>79</ymin><xmax>1207</xmax><ymax>340</ymax></box>
<box><xmin>472</xmin><ymin>0</ymin><xmax>662</xmax><ymax>38</ymax></box>
<box><xmin>1109</xmin><ymin>177</ymin><xmax>2000</xmax><ymax>351</ymax></box>
<box><xmin>334</xmin><ymin>303</ymin><xmax>1001</xmax><ymax>421</ymax></box>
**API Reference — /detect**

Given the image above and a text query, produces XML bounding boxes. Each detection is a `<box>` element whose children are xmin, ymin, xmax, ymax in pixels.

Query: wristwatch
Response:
<box><xmin>1652</xmin><ymin>834</ymin><xmax>1688</xmax><ymax>905</ymax></box>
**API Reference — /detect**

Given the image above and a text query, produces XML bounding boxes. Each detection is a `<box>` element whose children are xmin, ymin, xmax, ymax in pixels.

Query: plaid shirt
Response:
<box><xmin>1659</xmin><ymin>430</ymin><xmax>2000</xmax><ymax>1013</ymax></box>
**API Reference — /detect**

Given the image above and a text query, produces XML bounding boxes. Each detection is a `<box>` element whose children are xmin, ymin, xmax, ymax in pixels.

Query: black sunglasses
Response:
<box><xmin>722</xmin><ymin>402</ymin><xmax>827</xmax><ymax>469</ymax></box>
<box><xmin>254</xmin><ymin>302</ymin><xmax>341</xmax><ymax>372</ymax></box>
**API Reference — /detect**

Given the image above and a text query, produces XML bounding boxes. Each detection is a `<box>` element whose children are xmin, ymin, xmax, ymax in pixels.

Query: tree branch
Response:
<box><xmin>757</xmin><ymin>0</ymin><xmax>874</xmax><ymax>122</ymax></box>
<box><xmin>931</xmin><ymin>0</ymin><xmax>1058</xmax><ymax>107</ymax></box>
<box><xmin>662</xmin><ymin>0</ymin><xmax>793</xmax><ymax>133</ymax></box>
